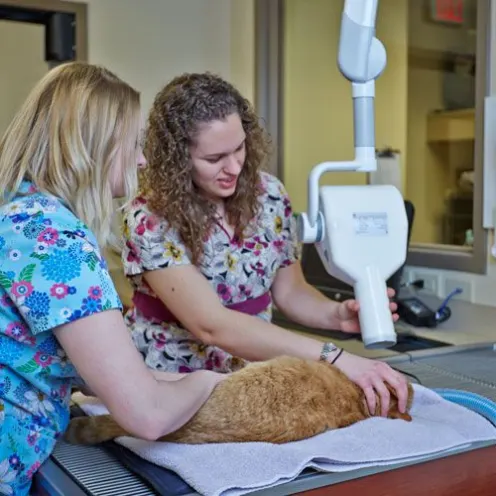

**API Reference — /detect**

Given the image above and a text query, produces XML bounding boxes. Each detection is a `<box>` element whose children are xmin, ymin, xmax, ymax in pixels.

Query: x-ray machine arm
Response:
<box><xmin>297</xmin><ymin>0</ymin><xmax>409</xmax><ymax>349</ymax></box>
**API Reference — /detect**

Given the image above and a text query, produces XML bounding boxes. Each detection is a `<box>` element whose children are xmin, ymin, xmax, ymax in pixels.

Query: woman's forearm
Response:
<box><xmin>275</xmin><ymin>282</ymin><xmax>341</xmax><ymax>330</ymax></box>
<box><xmin>152</xmin><ymin>370</ymin><xmax>187</xmax><ymax>381</ymax></box>
<box><xmin>142</xmin><ymin>265</ymin><xmax>339</xmax><ymax>368</ymax></box>
<box><xmin>270</xmin><ymin>262</ymin><xmax>342</xmax><ymax>331</ymax></box>
<box><xmin>78</xmin><ymin>372</ymin><xmax>219</xmax><ymax>440</ymax></box>
<box><xmin>151</xmin><ymin>371</ymin><xmax>221</xmax><ymax>437</ymax></box>
<box><xmin>207</xmin><ymin>308</ymin><xmax>339</xmax><ymax>364</ymax></box>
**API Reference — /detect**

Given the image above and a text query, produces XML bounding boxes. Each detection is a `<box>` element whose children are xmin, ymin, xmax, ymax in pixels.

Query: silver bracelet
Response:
<box><xmin>319</xmin><ymin>342</ymin><xmax>339</xmax><ymax>362</ymax></box>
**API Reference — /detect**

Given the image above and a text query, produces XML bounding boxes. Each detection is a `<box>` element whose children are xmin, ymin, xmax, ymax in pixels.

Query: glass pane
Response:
<box><xmin>282</xmin><ymin>0</ymin><xmax>479</xmax><ymax>249</ymax></box>
<box><xmin>406</xmin><ymin>0</ymin><xmax>477</xmax><ymax>247</ymax></box>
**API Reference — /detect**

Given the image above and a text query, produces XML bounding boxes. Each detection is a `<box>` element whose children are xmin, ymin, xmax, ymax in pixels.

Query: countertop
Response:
<box><xmin>399</xmin><ymin>294</ymin><xmax>496</xmax><ymax>346</ymax></box>
<box><xmin>289</xmin><ymin>294</ymin><xmax>496</xmax><ymax>359</ymax></box>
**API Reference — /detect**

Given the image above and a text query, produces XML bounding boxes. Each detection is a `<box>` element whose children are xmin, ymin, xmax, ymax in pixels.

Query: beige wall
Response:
<box><xmin>230</xmin><ymin>0</ymin><xmax>255</xmax><ymax>104</ymax></box>
<box><xmin>66</xmin><ymin>0</ymin><xmax>235</xmax><ymax>113</ymax></box>
<box><xmin>0</xmin><ymin>1</ymin><xmax>255</xmax><ymax>306</ymax></box>
<box><xmin>64</xmin><ymin>0</ymin><xmax>256</xmax><ymax>305</ymax></box>
<box><xmin>0</xmin><ymin>21</ymin><xmax>48</xmax><ymax>137</ymax></box>
<box><xmin>282</xmin><ymin>0</ymin><xmax>408</xmax><ymax>214</ymax></box>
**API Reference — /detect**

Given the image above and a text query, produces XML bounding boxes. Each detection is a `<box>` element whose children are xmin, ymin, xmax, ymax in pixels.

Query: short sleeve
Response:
<box><xmin>268</xmin><ymin>175</ymin><xmax>302</xmax><ymax>267</ymax></box>
<box><xmin>121</xmin><ymin>198</ymin><xmax>192</xmax><ymax>277</ymax></box>
<box><xmin>0</xmin><ymin>209</ymin><xmax>122</xmax><ymax>335</ymax></box>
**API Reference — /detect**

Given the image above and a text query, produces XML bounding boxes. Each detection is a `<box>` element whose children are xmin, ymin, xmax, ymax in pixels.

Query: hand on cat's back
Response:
<box><xmin>332</xmin><ymin>352</ymin><xmax>408</xmax><ymax>417</ymax></box>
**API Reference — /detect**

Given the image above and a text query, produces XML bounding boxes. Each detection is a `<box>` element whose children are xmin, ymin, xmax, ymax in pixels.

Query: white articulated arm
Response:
<box><xmin>297</xmin><ymin>0</ymin><xmax>387</xmax><ymax>243</ymax></box>
<box><xmin>296</xmin><ymin>1</ymin><xmax>410</xmax><ymax>350</ymax></box>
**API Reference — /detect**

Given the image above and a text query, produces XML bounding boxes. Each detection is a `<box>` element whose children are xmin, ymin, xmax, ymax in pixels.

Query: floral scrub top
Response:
<box><xmin>0</xmin><ymin>181</ymin><xmax>121</xmax><ymax>496</ymax></box>
<box><xmin>122</xmin><ymin>172</ymin><xmax>300</xmax><ymax>374</ymax></box>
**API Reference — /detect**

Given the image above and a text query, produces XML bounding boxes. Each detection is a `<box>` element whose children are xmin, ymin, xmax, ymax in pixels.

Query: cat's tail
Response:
<box><xmin>64</xmin><ymin>415</ymin><xmax>128</xmax><ymax>445</ymax></box>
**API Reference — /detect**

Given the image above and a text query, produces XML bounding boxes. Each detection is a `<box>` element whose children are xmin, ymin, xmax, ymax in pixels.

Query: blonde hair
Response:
<box><xmin>0</xmin><ymin>61</ymin><xmax>141</xmax><ymax>247</ymax></box>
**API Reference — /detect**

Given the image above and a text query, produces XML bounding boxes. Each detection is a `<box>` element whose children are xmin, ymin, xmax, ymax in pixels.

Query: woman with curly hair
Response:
<box><xmin>122</xmin><ymin>72</ymin><xmax>408</xmax><ymax>417</ymax></box>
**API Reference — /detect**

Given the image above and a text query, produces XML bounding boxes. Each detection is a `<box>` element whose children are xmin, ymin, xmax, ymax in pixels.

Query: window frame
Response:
<box><xmin>0</xmin><ymin>0</ymin><xmax>87</xmax><ymax>61</ymax></box>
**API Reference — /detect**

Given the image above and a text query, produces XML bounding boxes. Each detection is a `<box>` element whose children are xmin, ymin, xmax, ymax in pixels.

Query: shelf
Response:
<box><xmin>426</xmin><ymin>108</ymin><xmax>475</xmax><ymax>143</ymax></box>
<box><xmin>409</xmin><ymin>47</ymin><xmax>475</xmax><ymax>71</ymax></box>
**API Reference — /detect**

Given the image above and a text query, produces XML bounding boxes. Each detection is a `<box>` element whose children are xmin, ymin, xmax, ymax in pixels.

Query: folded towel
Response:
<box><xmin>73</xmin><ymin>385</ymin><xmax>496</xmax><ymax>496</ymax></box>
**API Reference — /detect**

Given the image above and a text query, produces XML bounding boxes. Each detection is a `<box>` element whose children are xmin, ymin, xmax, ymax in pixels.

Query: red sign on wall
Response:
<box><xmin>431</xmin><ymin>0</ymin><xmax>465</xmax><ymax>24</ymax></box>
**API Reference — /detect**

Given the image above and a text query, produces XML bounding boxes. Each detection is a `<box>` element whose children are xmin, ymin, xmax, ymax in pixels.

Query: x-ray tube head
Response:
<box><xmin>314</xmin><ymin>185</ymin><xmax>408</xmax><ymax>348</ymax></box>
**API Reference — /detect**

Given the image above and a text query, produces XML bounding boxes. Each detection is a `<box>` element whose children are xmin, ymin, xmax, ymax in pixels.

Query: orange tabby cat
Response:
<box><xmin>65</xmin><ymin>355</ymin><xmax>414</xmax><ymax>446</ymax></box>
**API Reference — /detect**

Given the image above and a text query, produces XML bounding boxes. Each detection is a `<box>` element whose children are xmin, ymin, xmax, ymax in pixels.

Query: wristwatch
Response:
<box><xmin>319</xmin><ymin>342</ymin><xmax>339</xmax><ymax>362</ymax></box>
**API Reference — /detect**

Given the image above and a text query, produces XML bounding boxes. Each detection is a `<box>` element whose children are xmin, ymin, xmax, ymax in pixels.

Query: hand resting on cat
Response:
<box><xmin>65</xmin><ymin>355</ymin><xmax>414</xmax><ymax>445</ymax></box>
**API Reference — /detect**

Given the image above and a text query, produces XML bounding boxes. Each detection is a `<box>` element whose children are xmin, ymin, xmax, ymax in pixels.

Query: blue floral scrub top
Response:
<box><xmin>0</xmin><ymin>181</ymin><xmax>121</xmax><ymax>496</ymax></box>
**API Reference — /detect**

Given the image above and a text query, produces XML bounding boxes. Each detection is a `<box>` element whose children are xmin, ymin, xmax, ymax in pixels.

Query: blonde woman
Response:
<box><xmin>0</xmin><ymin>63</ymin><xmax>224</xmax><ymax>496</ymax></box>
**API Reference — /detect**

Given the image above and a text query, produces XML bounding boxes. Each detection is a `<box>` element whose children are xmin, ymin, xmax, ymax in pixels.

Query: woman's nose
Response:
<box><xmin>224</xmin><ymin>155</ymin><xmax>242</xmax><ymax>175</ymax></box>
<box><xmin>137</xmin><ymin>151</ymin><xmax>147</xmax><ymax>169</ymax></box>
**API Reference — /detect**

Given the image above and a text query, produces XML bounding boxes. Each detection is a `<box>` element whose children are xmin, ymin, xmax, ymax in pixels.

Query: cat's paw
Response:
<box><xmin>388</xmin><ymin>410</ymin><xmax>413</xmax><ymax>422</ymax></box>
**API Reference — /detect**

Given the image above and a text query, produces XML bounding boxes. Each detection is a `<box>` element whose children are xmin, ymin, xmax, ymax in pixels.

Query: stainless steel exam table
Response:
<box><xmin>32</xmin><ymin>343</ymin><xmax>496</xmax><ymax>496</ymax></box>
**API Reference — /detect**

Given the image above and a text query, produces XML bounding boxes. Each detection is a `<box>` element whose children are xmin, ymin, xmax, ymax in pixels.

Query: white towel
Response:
<box><xmin>73</xmin><ymin>385</ymin><xmax>496</xmax><ymax>496</ymax></box>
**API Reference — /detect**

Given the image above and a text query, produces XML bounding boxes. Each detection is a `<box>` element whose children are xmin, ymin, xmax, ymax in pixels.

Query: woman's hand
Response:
<box><xmin>331</xmin><ymin>288</ymin><xmax>399</xmax><ymax>333</ymax></box>
<box><xmin>333</xmin><ymin>351</ymin><xmax>408</xmax><ymax>416</ymax></box>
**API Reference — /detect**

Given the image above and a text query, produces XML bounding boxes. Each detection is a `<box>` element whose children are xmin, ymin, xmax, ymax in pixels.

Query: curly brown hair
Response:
<box><xmin>140</xmin><ymin>72</ymin><xmax>272</xmax><ymax>265</ymax></box>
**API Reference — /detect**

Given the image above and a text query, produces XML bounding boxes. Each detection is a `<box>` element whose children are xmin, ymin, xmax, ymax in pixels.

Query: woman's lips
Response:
<box><xmin>218</xmin><ymin>177</ymin><xmax>237</xmax><ymax>189</ymax></box>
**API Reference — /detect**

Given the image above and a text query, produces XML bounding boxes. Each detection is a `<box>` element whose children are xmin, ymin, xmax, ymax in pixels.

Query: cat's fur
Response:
<box><xmin>65</xmin><ymin>356</ymin><xmax>414</xmax><ymax>445</ymax></box>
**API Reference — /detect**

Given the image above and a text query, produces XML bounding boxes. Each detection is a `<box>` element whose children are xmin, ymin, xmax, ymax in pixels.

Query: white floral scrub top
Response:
<box><xmin>0</xmin><ymin>181</ymin><xmax>121</xmax><ymax>496</ymax></box>
<box><xmin>122</xmin><ymin>172</ymin><xmax>300</xmax><ymax>373</ymax></box>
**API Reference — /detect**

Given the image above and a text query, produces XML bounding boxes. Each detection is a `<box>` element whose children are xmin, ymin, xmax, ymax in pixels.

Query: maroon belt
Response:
<box><xmin>132</xmin><ymin>290</ymin><xmax>271</xmax><ymax>323</ymax></box>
